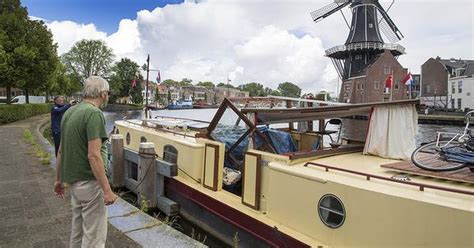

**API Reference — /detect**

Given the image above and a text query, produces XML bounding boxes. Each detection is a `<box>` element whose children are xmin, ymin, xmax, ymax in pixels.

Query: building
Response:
<box><xmin>340</xmin><ymin>50</ymin><xmax>409</xmax><ymax>103</ymax></box>
<box><xmin>447</xmin><ymin>61</ymin><xmax>474</xmax><ymax>110</ymax></box>
<box><xmin>421</xmin><ymin>57</ymin><xmax>474</xmax><ymax>108</ymax></box>
<box><xmin>214</xmin><ymin>87</ymin><xmax>249</xmax><ymax>103</ymax></box>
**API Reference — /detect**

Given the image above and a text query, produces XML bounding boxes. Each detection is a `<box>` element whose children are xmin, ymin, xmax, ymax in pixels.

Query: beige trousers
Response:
<box><xmin>70</xmin><ymin>180</ymin><xmax>107</xmax><ymax>248</ymax></box>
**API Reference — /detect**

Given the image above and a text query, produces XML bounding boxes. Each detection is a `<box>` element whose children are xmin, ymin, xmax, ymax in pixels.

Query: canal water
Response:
<box><xmin>104</xmin><ymin>108</ymin><xmax>466</xmax><ymax>146</ymax></box>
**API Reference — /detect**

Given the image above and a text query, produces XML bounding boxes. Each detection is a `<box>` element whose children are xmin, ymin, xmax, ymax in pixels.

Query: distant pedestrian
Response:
<box><xmin>50</xmin><ymin>96</ymin><xmax>75</xmax><ymax>157</ymax></box>
<box><xmin>53</xmin><ymin>76</ymin><xmax>117</xmax><ymax>248</ymax></box>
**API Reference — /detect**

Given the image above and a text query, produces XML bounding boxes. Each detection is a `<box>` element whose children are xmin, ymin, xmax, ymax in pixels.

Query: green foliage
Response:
<box><xmin>315</xmin><ymin>91</ymin><xmax>331</xmax><ymax>101</ymax></box>
<box><xmin>161</xmin><ymin>78</ymin><xmax>193</xmax><ymax>87</ymax></box>
<box><xmin>196</xmin><ymin>81</ymin><xmax>215</xmax><ymax>89</ymax></box>
<box><xmin>238</xmin><ymin>82</ymin><xmax>266</xmax><ymax>97</ymax></box>
<box><xmin>23</xmin><ymin>128</ymin><xmax>50</xmax><ymax>165</ymax></box>
<box><xmin>109</xmin><ymin>58</ymin><xmax>141</xmax><ymax>101</ymax></box>
<box><xmin>139</xmin><ymin>194</ymin><xmax>149</xmax><ymax>213</ymax></box>
<box><xmin>0</xmin><ymin>0</ymin><xmax>59</xmax><ymax>103</ymax></box>
<box><xmin>161</xmin><ymin>79</ymin><xmax>178</xmax><ymax>87</ymax></box>
<box><xmin>0</xmin><ymin>103</ymin><xmax>52</xmax><ymax>124</ymax></box>
<box><xmin>130</xmin><ymin>80</ymin><xmax>143</xmax><ymax>104</ymax></box>
<box><xmin>278</xmin><ymin>82</ymin><xmax>301</xmax><ymax>98</ymax></box>
<box><xmin>62</xmin><ymin>39</ymin><xmax>114</xmax><ymax>84</ymax></box>
<box><xmin>42</xmin><ymin>123</ymin><xmax>53</xmax><ymax>145</ymax></box>
<box><xmin>217</xmin><ymin>82</ymin><xmax>235</xmax><ymax>89</ymax></box>
<box><xmin>180</xmin><ymin>78</ymin><xmax>193</xmax><ymax>86</ymax></box>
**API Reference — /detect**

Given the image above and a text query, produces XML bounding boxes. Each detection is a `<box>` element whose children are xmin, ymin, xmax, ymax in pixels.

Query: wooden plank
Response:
<box><xmin>381</xmin><ymin>160</ymin><xmax>474</xmax><ymax>184</ymax></box>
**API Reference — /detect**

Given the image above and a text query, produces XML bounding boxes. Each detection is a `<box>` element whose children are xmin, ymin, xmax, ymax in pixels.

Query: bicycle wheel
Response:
<box><xmin>411</xmin><ymin>140</ymin><xmax>467</xmax><ymax>172</ymax></box>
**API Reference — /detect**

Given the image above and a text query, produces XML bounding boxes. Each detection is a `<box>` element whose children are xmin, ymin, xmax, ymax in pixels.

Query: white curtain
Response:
<box><xmin>363</xmin><ymin>104</ymin><xmax>418</xmax><ymax>160</ymax></box>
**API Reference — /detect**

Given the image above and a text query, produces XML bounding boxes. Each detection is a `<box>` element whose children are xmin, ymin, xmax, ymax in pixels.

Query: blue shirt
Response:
<box><xmin>51</xmin><ymin>103</ymin><xmax>71</xmax><ymax>133</ymax></box>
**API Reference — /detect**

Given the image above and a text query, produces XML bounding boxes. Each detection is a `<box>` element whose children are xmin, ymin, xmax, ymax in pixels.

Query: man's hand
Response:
<box><xmin>103</xmin><ymin>191</ymin><xmax>118</xmax><ymax>205</ymax></box>
<box><xmin>53</xmin><ymin>181</ymin><xmax>65</xmax><ymax>198</ymax></box>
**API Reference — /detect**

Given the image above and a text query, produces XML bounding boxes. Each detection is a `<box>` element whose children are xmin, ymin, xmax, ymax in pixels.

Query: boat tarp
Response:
<box><xmin>211</xmin><ymin>125</ymin><xmax>296</xmax><ymax>168</ymax></box>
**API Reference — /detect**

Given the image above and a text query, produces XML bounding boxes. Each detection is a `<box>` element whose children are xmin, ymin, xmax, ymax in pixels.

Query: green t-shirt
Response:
<box><xmin>60</xmin><ymin>102</ymin><xmax>108</xmax><ymax>184</ymax></box>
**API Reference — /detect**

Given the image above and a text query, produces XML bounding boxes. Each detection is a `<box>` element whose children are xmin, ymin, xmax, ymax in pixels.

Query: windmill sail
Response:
<box><xmin>374</xmin><ymin>2</ymin><xmax>404</xmax><ymax>42</ymax></box>
<box><xmin>310</xmin><ymin>0</ymin><xmax>351</xmax><ymax>23</ymax></box>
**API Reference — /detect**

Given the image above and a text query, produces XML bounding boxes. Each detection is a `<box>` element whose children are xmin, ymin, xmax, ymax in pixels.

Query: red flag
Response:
<box><xmin>132</xmin><ymin>79</ymin><xmax>136</xmax><ymax>88</ymax></box>
<box><xmin>385</xmin><ymin>73</ymin><xmax>393</xmax><ymax>88</ymax></box>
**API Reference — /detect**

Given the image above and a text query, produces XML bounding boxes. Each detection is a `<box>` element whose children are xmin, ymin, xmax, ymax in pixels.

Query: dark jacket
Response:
<box><xmin>51</xmin><ymin>104</ymin><xmax>71</xmax><ymax>133</ymax></box>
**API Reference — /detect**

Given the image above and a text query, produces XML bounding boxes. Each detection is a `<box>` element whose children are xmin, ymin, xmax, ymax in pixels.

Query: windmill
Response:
<box><xmin>311</xmin><ymin>0</ymin><xmax>405</xmax><ymax>80</ymax></box>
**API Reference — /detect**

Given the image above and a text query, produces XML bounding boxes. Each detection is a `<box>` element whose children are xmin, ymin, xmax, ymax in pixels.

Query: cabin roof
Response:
<box><xmin>241</xmin><ymin>99</ymin><xmax>419</xmax><ymax>124</ymax></box>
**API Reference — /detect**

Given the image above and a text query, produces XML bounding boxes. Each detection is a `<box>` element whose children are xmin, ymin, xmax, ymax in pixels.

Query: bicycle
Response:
<box><xmin>411</xmin><ymin>110</ymin><xmax>474</xmax><ymax>172</ymax></box>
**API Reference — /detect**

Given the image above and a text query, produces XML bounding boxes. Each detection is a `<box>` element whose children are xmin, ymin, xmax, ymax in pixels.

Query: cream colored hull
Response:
<box><xmin>115</xmin><ymin>120</ymin><xmax>474</xmax><ymax>248</ymax></box>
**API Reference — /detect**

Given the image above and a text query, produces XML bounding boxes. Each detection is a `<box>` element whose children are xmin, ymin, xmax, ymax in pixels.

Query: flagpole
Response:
<box><xmin>390</xmin><ymin>70</ymin><xmax>393</xmax><ymax>101</ymax></box>
<box><xmin>145</xmin><ymin>54</ymin><xmax>150</xmax><ymax>119</ymax></box>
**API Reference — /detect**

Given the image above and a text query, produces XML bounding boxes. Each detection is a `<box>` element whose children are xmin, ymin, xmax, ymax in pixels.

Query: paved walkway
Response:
<box><xmin>0</xmin><ymin>114</ymin><xmax>140</xmax><ymax>247</ymax></box>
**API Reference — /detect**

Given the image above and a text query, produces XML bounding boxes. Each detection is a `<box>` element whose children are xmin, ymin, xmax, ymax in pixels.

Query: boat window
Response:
<box><xmin>115</xmin><ymin>128</ymin><xmax>120</xmax><ymax>134</ymax></box>
<box><xmin>140</xmin><ymin>136</ymin><xmax>147</xmax><ymax>143</ymax></box>
<box><xmin>163</xmin><ymin>145</ymin><xmax>178</xmax><ymax>164</ymax></box>
<box><xmin>126</xmin><ymin>132</ymin><xmax>131</xmax><ymax>145</ymax></box>
<box><xmin>318</xmin><ymin>194</ymin><xmax>345</xmax><ymax>228</ymax></box>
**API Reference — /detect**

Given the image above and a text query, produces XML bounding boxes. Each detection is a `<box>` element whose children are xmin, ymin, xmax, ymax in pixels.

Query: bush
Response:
<box><xmin>0</xmin><ymin>104</ymin><xmax>52</xmax><ymax>124</ymax></box>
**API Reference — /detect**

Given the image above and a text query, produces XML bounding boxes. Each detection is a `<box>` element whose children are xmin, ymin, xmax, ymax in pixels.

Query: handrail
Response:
<box><xmin>123</xmin><ymin>120</ymin><xmax>195</xmax><ymax>139</ymax></box>
<box><xmin>304</xmin><ymin>162</ymin><xmax>474</xmax><ymax>196</ymax></box>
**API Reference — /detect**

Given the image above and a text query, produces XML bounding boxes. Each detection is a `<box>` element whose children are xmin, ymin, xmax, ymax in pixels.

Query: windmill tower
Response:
<box><xmin>311</xmin><ymin>0</ymin><xmax>406</xmax><ymax>102</ymax></box>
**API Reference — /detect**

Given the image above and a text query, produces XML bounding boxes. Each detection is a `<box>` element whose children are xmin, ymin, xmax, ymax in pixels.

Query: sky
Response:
<box><xmin>23</xmin><ymin>0</ymin><xmax>474</xmax><ymax>95</ymax></box>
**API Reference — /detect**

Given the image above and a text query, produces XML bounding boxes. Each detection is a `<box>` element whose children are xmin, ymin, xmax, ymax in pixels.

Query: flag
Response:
<box><xmin>402</xmin><ymin>72</ymin><xmax>413</xmax><ymax>86</ymax></box>
<box><xmin>385</xmin><ymin>73</ymin><xmax>393</xmax><ymax>88</ymax></box>
<box><xmin>156</xmin><ymin>70</ymin><xmax>161</xmax><ymax>84</ymax></box>
<box><xmin>132</xmin><ymin>78</ymin><xmax>136</xmax><ymax>88</ymax></box>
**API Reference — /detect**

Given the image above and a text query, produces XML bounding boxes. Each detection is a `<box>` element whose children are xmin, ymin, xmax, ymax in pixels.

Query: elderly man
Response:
<box><xmin>53</xmin><ymin>76</ymin><xmax>117</xmax><ymax>248</ymax></box>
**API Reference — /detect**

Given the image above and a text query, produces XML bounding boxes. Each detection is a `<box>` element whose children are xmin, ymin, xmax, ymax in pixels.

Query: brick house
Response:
<box><xmin>420</xmin><ymin>57</ymin><xmax>474</xmax><ymax>108</ymax></box>
<box><xmin>340</xmin><ymin>50</ymin><xmax>408</xmax><ymax>103</ymax></box>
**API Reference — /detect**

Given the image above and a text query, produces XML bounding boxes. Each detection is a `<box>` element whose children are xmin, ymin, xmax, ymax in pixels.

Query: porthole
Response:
<box><xmin>140</xmin><ymin>136</ymin><xmax>147</xmax><ymax>143</ymax></box>
<box><xmin>126</xmin><ymin>132</ymin><xmax>131</xmax><ymax>145</ymax></box>
<box><xmin>318</xmin><ymin>194</ymin><xmax>345</xmax><ymax>228</ymax></box>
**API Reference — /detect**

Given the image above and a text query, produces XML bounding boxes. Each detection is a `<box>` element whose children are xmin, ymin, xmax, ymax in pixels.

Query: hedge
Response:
<box><xmin>0</xmin><ymin>103</ymin><xmax>52</xmax><ymax>124</ymax></box>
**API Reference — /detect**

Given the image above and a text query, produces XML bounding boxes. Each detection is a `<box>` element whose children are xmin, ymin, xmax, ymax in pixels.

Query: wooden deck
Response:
<box><xmin>381</xmin><ymin>160</ymin><xmax>474</xmax><ymax>184</ymax></box>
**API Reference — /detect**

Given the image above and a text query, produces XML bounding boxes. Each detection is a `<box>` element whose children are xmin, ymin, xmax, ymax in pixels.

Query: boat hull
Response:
<box><xmin>165</xmin><ymin>178</ymin><xmax>310</xmax><ymax>248</ymax></box>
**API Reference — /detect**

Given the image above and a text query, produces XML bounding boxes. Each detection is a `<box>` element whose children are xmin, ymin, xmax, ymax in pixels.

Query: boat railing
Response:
<box><xmin>123</xmin><ymin>119</ymin><xmax>196</xmax><ymax>139</ymax></box>
<box><xmin>304</xmin><ymin>162</ymin><xmax>474</xmax><ymax>196</ymax></box>
<box><xmin>153</xmin><ymin>115</ymin><xmax>210</xmax><ymax>124</ymax></box>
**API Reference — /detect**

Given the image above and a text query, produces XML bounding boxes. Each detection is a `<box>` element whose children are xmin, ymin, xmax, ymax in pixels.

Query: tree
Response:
<box><xmin>239</xmin><ymin>82</ymin><xmax>266</xmax><ymax>97</ymax></box>
<box><xmin>278</xmin><ymin>82</ymin><xmax>301</xmax><ymax>98</ymax></box>
<box><xmin>196</xmin><ymin>81</ymin><xmax>215</xmax><ymax>89</ymax></box>
<box><xmin>0</xmin><ymin>0</ymin><xmax>29</xmax><ymax>103</ymax></box>
<box><xmin>20</xmin><ymin>20</ymin><xmax>60</xmax><ymax>102</ymax></box>
<box><xmin>180</xmin><ymin>78</ymin><xmax>193</xmax><ymax>86</ymax></box>
<box><xmin>130</xmin><ymin>79</ymin><xmax>143</xmax><ymax>104</ymax></box>
<box><xmin>217</xmin><ymin>82</ymin><xmax>235</xmax><ymax>89</ymax></box>
<box><xmin>109</xmin><ymin>58</ymin><xmax>140</xmax><ymax>100</ymax></box>
<box><xmin>161</xmin><ymin>79</ymin><xmax>179</xmax><ymax>87</ymax></box>
<box><xmin>62</xmin><ymin>39</ymin><xmax>114</xmax><ymax>85</ymax></box>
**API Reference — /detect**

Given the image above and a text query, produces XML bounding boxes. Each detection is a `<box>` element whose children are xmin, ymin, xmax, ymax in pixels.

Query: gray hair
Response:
<box><xmin>82</xmin><ymin>76</ymin><xmax>109</xmax><ymax>98</ymax></box>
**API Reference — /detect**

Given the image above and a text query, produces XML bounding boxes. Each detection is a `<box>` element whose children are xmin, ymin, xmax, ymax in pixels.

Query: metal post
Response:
<box><xmin>138</xmin><ymin>142</ymin><xmax>157</xmax><ymax>209</ymax></box>
<box><xmin>145</xmin><ymin>54</ymin><xmax>150</xmax><ymax>119</ymax></box>
<box><xmin>110</xmin><ymin>134</ymin><xmax>124</xmax><ymax>189</ymax></box>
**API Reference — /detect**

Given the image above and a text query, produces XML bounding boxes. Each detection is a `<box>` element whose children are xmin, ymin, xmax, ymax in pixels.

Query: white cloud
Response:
<box><xmin>41</xmin><ymin>0</ymin><xmax>473</xmax><ymax>94</ymax></box>
<box><xmin>47</xmin><ymin>21</ymin><xmax>107</xmax><ymax>55</ymax></box>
